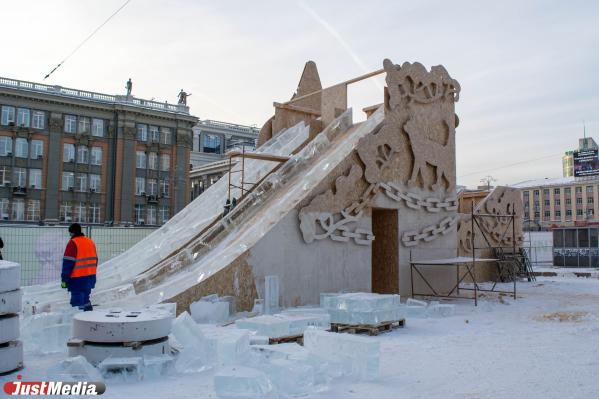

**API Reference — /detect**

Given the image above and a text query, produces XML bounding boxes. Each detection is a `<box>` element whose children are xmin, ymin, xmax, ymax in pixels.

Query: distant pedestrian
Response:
<box><xmin>61</xmin><ymin>223</ymin><xmax>97</xmax><ymax>311</ymax></box>
<box><xmin>231</xmin><ymin>197</ymin><xmax>238</xmax><ymax>210</ymax></box>
<box><xmin>223</xmin><ymin>199</ymin><xmax>231</xmax><ymax>216</ymax></box>
<box><xmin>0</xmin><ymin>236</ymin><xmax>4</xmax><ymax>260</ymax></box>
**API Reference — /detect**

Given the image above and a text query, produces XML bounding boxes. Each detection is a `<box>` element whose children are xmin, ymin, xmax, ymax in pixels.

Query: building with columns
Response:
<box><xmin>0</xmin><ymin>76</ymin><xmax>197</xmax><ymax>225</ymax></box>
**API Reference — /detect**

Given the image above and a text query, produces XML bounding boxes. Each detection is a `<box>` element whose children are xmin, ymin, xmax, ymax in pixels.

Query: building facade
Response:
<box><xmin>512</xmin><ymin>177</ymin><xmax>599</xmax><ymax>230</ymax></box>
<box><xmin>0</xmin><ymin>76</ymin><xmax>197</xmax><ymax>226</ymax></box>
<box><xmin>189</xmin><ymin>120</ymin><xmax>258</xmax><ymax>200</ymax></box>
<box><xmin>562</xmin><ymin>137</ymin><xmax>598</xmax><ymax>177</ymax></box>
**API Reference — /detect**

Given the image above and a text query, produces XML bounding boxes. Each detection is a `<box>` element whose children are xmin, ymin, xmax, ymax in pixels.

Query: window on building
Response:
<box><xmin>544</xmin><ymin>200</ymin><xmax>550</xmax><ymax>206</ymax></box>
<box><xmin>90</xmin><ymin>147</ymin><xmax>102</xmax><ymax>165</ymax></box>
<box><xmin>0</xmin><ymin>198</ymin><xmax>9</xmax><ymax>220</ymax></box>
<box><xmin>577</xmin><ymin>209</ymin><xmax>584</xmax><ymax>216</ymax></box>
<box><xmin>0</xmin><ymin>166</ymin><xmax>10</xmax><ymax>185</ymax></box>
<box><xmin>13</xmin><ymin>167</ymin><xmax>26</xmax><ymax>187</ymax></box>
<box><xmin>149</xmin><ymin>126</ymin><xmax>159</xmax><ymax>143</ymax></box>
<box><xmin>78</xmin><ymin>117</ymin><xmax>90</xmax><ymax>134</ymax></box>
<box><xmin>15</xmin><ymin>138</ymin><xmax>28</xmax><ymax>158</ymax></box>
<box><xmin>76</xmin><ymin>174</ymin><xmax>87</xmax><ymax>192</ymax></box>
<box><xmin>160</xmin><ymin>179</ymin><xmax>170</xmax><ymax>197</ymax></box>
<box><xmin>91</xmin><ymin>119</ymin><xmax>104</xmax><ymax>137</ymax></box>
<box><xmin>554</xmin><ymin>188</ymin><xmax>560</xmax><ymax>195</ymax></box>
<box><xmin>147</xmin><ymin>205</ymin><xmax>157</xmax><ymax>225</ymax></box>
<box><xmin>589</xmin><ymin>209</ymin><xmax>595</xmax><ymax>217</ymax></box>
<box><xmin>147</xmin><ymin>179</ymin><xmax>157</xmax><ymax>196</ymax></box>
<box><xmin>29</xmin><ymin>169</ymin><xmax>42</xmax><ymax>189</ymax></box>
<box><xmin>576</xmin><ymin>197</ymin><xmax>583</xmax><ymax>205</ymax></box>
<box><xmin>135</xmin><ymin>204</ymin><xmax>145</xmax><ymax>224</ymax></box>
<box><xmin>148</xmin><ymin>152</ymin><xmax>158</xmax><ymax>170</ymax></box>
<box><xmin>523</xmin><ymin>191</ymin><xmax>530</xmax><ymax>198</ymax></box>
<box><xmin>566</xmin><ymin>198</ymin><xmax>572</xmax><ymax>205</ymax></box>
<box><xmin>11</xmin><ymin>199</ymin><xmax>24</xmax><ymax>221</ymax></box>
<box><xmin>136</xmin><ymin>177</ymin><xmax>146</xmax><ymax>195</ymax></box>
<box><xmin>136</xmin><ymin>151</ymin><xmax>146</xmax><ymax>169</ymax></box>
<box><xmin>77</xmin><ymin>146</ymin><xmax>88</xmax><ymax>164</ymax></box>
<box><xmin>89</xmin><ymin>203</ymin><xmax>101</xmax><ymax>223</ymax></box>
<box><xmin>74</xmin><ymin>202</ymin><xmax>87</xmax><ymax>223</ymax></box>
<box><xmin>159</xmin><ymin>205</ymin><xmax>169</xmax><ymax>224</ymax></box>
<box><xmin>576</xmin><ymin>186</ymin><xmax>582</xmax><ymax>194</ymax></box>
<box><xmin>0</xmin><ymin>136</ymin><xmax>12</xmax><ymax>155</ymax></box>
<box><xmin>555</xmin><ymin>210</ymin><xmax>561</xmax><ymax>217</ymax></box>
<box><xmin>534</xmin><ymin>211</ymin><xmax>540</xmax><ymax>219</ymax></box>
<box><xmin>89</xmin><ymin>174</ymin><xmax>101</xmax><ymax>192</ymax></box>
<box><xmin>588</xmin><ymin>197</ymin><xmax>594</xmax><ymax>204</ymax></box>
<box><xmin>62</xmin><ymin>172</ymin><xmax>75</xmax><ymax>190</ymax></box>
<box><xmin>64</xmin><ymin>115</ymin><xmax>77</xmax><ymax>133</ymax></box>
<box><xmin>203</xmin><ymin>134</ymin><xmax>222</xmax><ymax>153</ymax></box>
<box><xmin>32</xmin><ymin>111</ymin><xmax>45</xmax><ymax>129</ymax></box>
<box><xmin>30</xmin><ymin>140</ymin><xmax>43</xmax><ymax>159</ymax></box>
<box><xmin>17</xmin><ymin>108</ymin><xmax>30</xmax><ymax>127</ymax></box>
<box><xmin>137</xmin><ymin>124</ymin><xmax>148</xmax><ymax>141</ymax></box>
<box><xmin>161</xmin><ymin>128</ymin><xmax>171</xmax><ymax>145</ymax></box>
<box><xmin>1</xmin><ymin>106</ymin><xmax>15</xmax><ymax>126</ymax></box>
<box><xmin>544</xmin><ymin>211</ymin><xmax>550</xmax><ymax>218</ymax></box>
<box><xmin>63</xmin><ymin>143</ymin><xmax>75</xmax><ymax>162</ymax></box>
<box><xmin>543</xmin><ymin>189</ymin><xmax>549</xmax><ymax>196</ymax></box>
<box><xmin>27</xmin><ymin>200</ymin><xmax>40</xmax><ymax>222</ymax></box>
<box><xmin>587</xmin><ymin>186</ymin><xmax>594</xmax><ymax>194</ymax></box>
<box><xmin>161</xmin><ymin>154</ymin><xmax>170</xmax><ymax>172</ymax></box>
<box><xmin>60</xmin><ymin>202</ymin><xmax>73</xmax><ymax>222</ymax></box>
<box><xmin>555</xmin><ymin>199</ymin><xmax>561</xmax><ymax>206</ymax></box>
<box><xmin>565</xmin><ymin>188</ymin><xmax>571</xmax><ymax>195</ymax></box>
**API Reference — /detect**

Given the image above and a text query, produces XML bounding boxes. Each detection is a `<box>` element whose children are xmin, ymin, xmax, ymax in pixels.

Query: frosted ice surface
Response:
<box><xmin>236</xmin><ymin>313</ymin><xmax>330</xmax><ymax>338</ymax></box>
<box><xmin>190</xmin><ymin>300</ymin><xmax>230</xmax><ymax>324</ymax></box>
<box><xmin>47</xmin><ymin>355</ymin><xmax>103</xmax><ymax>382</ymax></box>
<box><xmin>201</xmin><ymin>326</ymin><xmax>250</xmax><ymax>366</ymax></box>
<box><xmin>170</xmin><ymin>312</ymin><xmax>205</xmax><ymax>349</ymax></box>
<box><xmin>251</xmin><ymin>299</ymin><xmax>264</xmax><ymax>315</ymax></box>
<box><xmin>98</xmin><ymin>357</ymin><xmax>143</xmax><ymax>381</ymax></box>
<box><xmin>142</xmin><ymin>355</ymin><xmax>175</xmax><ymax>378</ymax></box>
<box><xmin>263</xmin><ymin>276</ymin><xmax>279</xmax><ymax>315</ymax></box>
<box><xmin>260</xmin><ymin>358</ymin><xmax>315</xmax><ymax>396</ymax></box>
<box><xmin>406</xmin><ymin>305</ymin><xmax>427</xmax><ymax>318</ymax></box>
<box><xmin>201</xmin><ymin>294</ymin><xmax>219</xmax><ymax>303</ymax></box>
<box><xmin>406</xmin><ymin>298</ymin><xmax>427</xmax><ymax>307</ymax></box>
<box><xmin>219</xmin><ymin>296</ymin><xmax>237</xmax><ymax>315</ymax></box>
<box><xmin>282</xmin><ymin>306</ymin><xmax>329</xmax><ymax>315</ymax></box>
<box><xmin>214</xmin><ymin>366</ymin><xmax>275</xmax><ymax>399</ymax></box>
<box><xmin>249</xmin><ymin>335</ymin><xmax>269</xmax><ymax>346</ymax></box>
<box><xmin>328</xmin><ymin>307</ymin><xmax>404</xmax><ymax>325</ymax></box>
<box><xmin>320</xmin><ymin>293</ymin><xmax>339</xmax><ymax>308</ymax></box>
<box><xmin>324</xmin><ymin>293</ymin><xmax>401</xmax><ymax>312</ymax></box>
<box><xmin>304</xmin><ymin>327</ymin><xmax>380</xmax><ymax>381</ymax></box>
<box><xmin>426</xmin><ymin>302</ymin><xmax>456</xmax><ymax>318</ymax></box>
<box><xmin>37</xmin><ymin>323</ymin><xmax>71</xmax><ymax>354</ymax></box>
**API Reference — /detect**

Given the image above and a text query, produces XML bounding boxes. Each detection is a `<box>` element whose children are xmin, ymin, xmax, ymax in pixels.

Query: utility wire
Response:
<box><xmin>43</xmin><ymin>0</ymin><xmax>132</xmax><ymax>80</ymax></box>
<box><xmin>458</xmin><ymin>152</ymin><xmax>563</xmax><ymax>178</ymax></box>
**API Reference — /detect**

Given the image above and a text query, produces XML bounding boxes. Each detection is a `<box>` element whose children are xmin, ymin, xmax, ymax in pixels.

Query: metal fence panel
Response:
<box><xmin>0</xmin><ymin>225</ymin><xmax>157</xmax><ymax>285</ymax></box>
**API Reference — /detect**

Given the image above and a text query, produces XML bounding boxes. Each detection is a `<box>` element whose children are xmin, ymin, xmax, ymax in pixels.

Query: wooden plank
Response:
<box><xmin>268</xmin><ymin>334</ymin><xmax>304</xmax><ymax>345</ymax></box>
<box><xmin>331</xmin><ymin>319</ymin><xmax>406</xmax><ymax>336</ymax></box>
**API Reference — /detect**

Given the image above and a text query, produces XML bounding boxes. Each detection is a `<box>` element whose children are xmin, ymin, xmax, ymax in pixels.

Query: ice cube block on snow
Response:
<box><xmin>406</xmin><ymin>298</ymin><xmax>427</xmax><ymax>307</ymax></box>
<box><xmin>214</xmin><ymin>366</ymin><xmax>275</xmax><ymax>399</ymax></box>
<box><xmin>47</xmin><ymin>355</ymin><xmax>103</xmax><ymax>382</ymax></box>
<box><xmin>426</xmin><ymin>303</ymin><xmax>456</xmax><ymax>318</ymax></box>
<box><xmin>236</xmin><ymin>313</ymin><xmax>330</xmax><ymax>338</ymax></box>
<box><xmin>190</xmin><ymin>300</ymin><xmax>230</xmax><ymax>324</ymax></box>
<box><xmin>201</xmin><ymin>326</ymin><xmax>250</xmax><ymax>366</ymax></box>
<box><xmin>304</xmin><ymin>327</ymin><xmax>380</xmax><ymax>381</ymax></box>
<box><xmin>260</xmin><ymin>358</ymin><xmax>316</xmax><ymax>396</ymax></box>
<box><xmin>98</xmin><ymin>357</ymin><xmax>143</xmax><ymax>381</ymax></box>
<box><xmin>264</xmin><ymin>275</ymin><xmax>280</xmax><ymax>315</ymax></box>
<box><xmin>142</xmin><ymin>355</ymin><xmax>175</xmax><ymax>378</ymax></box>
<box><xmin>328</xmin><ymin>307</ymin><xmax>405</xmax><ymax>325</ymax></box>
<box><xmin>325</xmin><ymin>293</ymin><xmax>400</xmax><ymax>312</ymax></box>
<box><xmin>171</xmin><ymin>311</ymin><xmax>205</xmax><ymax>349</ymax></box>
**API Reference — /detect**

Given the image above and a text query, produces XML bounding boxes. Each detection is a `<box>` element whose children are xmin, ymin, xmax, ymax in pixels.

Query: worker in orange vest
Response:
<box><xmin>60</xmin><ymin>223</ymin><xmax>98</xmax><ymax>311</ymax></box>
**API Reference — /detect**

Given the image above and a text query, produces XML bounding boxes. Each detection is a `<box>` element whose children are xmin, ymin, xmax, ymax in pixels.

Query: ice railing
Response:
<box><xmin>0</xmin><ymin>76</ymin><xmax>189</xmax><ymax>115</ymax></box>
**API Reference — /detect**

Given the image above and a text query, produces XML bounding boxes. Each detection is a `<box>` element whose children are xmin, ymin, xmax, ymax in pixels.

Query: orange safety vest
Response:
<box><xmin>68</xmin><ymin>236</ymin><xmax>98</xmax><ymax>278</ymax></box>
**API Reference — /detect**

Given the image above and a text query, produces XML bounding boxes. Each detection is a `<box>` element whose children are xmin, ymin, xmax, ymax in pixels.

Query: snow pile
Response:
<box><xmin>235</xmin><ymin>313</ymin><xmax>330</xmax><ymax>338</ymax></box>
<box><xmin>322</xmin><ymin>292</ymin><xmax>405</xmax><ymax>325</ymax></box>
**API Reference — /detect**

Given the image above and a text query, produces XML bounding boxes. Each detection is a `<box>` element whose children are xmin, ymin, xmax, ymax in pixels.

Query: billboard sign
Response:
<box><xmin>574</xmin><ymin>149</ymin><xmax>599</xmax><ymax>177</ymax></box>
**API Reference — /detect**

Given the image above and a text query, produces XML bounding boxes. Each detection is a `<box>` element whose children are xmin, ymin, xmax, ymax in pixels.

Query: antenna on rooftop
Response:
<box><xmin>583</xmin><ymin>120</ymin><xmax>586</xmax><ymax>139</ymax></box>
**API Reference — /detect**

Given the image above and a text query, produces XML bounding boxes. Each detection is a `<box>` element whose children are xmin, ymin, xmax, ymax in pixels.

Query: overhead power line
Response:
<box><xmin>43</xmin><ymin>0</ymin><xmax>132</xmax><ymax>80</ymax></box>
<box><xmin>458</xmin><ymin>152</ymin><xmax>563</xmax><ymax>179</ymax></box>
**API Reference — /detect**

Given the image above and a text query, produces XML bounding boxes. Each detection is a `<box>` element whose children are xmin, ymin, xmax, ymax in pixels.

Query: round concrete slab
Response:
<box><xmin>0</xmin><ymin>261</ymin><xmax>20</xmax><ymax>293</ymax></box>
<box><xmin>0</xmin><ymin>314</ymin><xmax>19</xmax><ymax>344</ymax></box>
<box><xmin>68</xmin><ymin>338</ymin><xmax>171</xmax><ymax>366</ymax></box>
<box><xmin>0</xmin><ymin>341</ymin><xmax>23</xmax><ymax>374</ymax></box>
<box><xmin>72</xmin><ymin>308</ymin><xmax>173</xmax><ymax>343</ymax></box>
<box><xmin>0</xmin><ymin>289</ymin><xmax>22</xmax><ymax>315</ymax></box>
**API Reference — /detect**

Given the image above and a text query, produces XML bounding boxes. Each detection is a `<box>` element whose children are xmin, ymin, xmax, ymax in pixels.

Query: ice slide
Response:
<box><xmin>23</xmin><ymin>122</ymin><xmax>310</xmax><ymax>312</ymax></box>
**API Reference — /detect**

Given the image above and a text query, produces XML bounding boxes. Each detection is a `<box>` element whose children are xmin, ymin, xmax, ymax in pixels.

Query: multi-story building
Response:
<box><xmin>562</xmin><ymin>137</ymin><xmax>597</xmax><ymax>177</ymax></box>
<box><xmin>0</xmin><ymin>76</ymin><xmax>197</xmax><ymax>225</ymax></box>
<box><xmin>189</xmin><ymin>120</ymin><xmax>258</xmax><ymax>200</ymax></box>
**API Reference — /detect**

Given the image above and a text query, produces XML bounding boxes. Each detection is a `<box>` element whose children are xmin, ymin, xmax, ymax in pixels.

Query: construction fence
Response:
<box><xmin>0</xmin><ymin>224</ymin><xmax>157</xmax><ymax>285</ymax></box>
<box><xmin>522</xmin><ymin>231</ymin><xmax>553</xmax><ymax>267</ymax></box>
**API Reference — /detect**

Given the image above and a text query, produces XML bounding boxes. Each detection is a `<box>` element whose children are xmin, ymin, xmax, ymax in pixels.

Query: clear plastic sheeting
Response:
<box><xmin>23</xmin><ymin>122</ymin><xmax>310</xmax><ymax>311</ymax></box>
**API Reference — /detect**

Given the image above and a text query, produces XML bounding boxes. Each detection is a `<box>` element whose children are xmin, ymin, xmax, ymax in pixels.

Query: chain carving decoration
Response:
<box><xmin>401</xmin><ymin>216</ymin><xmax>459</xmax><ymax>247</ymax></box>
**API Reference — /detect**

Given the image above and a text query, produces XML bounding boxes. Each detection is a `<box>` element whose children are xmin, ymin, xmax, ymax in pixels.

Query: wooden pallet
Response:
<box><xmin>330</xmin><ymin>319</ymin><xmax>406</xmax><ymax>336</ymax></box>
<box><xmin>268</xmin><ymin>334</ymin><xmax>304</xmax><ymax>345</ymax></box>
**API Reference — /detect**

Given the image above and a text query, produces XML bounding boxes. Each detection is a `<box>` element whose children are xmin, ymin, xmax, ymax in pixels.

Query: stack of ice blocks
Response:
<box><xmin>321</xmin><ymin>292</ymin><xmax>405</xmax><ymax>325</ymax></box>
<box><xmin>0</xmin><ymin>261</ymin><xmax>23</xmax><ymax>374</ymax></box>
<box><xmin>235</xmin><ymin>313</ymin><xmax>330</xmax><ymax>338</ymax></box>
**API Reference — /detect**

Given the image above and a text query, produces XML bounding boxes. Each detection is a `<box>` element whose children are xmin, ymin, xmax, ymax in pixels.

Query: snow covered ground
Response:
<box><xmin>3</xmin><ymin>276</ymin><xmax>599</xmax><ymax>399</ymax></box>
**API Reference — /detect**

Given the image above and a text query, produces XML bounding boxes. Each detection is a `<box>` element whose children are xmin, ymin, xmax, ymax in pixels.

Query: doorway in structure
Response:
<box><xmin>371</xmin><ymin>208</ymin><xmax>399</xmax><ymax>294</ymax></box>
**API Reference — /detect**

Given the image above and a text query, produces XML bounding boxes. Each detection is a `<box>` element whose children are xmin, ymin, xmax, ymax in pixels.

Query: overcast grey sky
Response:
<box><xmin>1</xmin><ymin>0</ymin><xmax>597</xmax><ymax>187</ymax></box>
